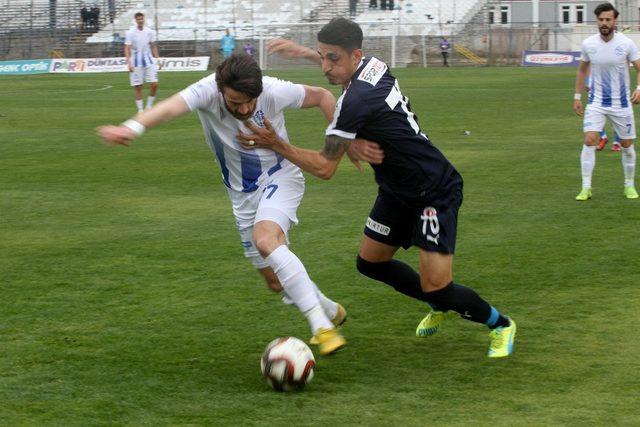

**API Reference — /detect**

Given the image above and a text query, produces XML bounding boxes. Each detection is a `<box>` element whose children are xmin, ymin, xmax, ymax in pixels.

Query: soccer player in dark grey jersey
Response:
<box><xmin>243</xmin><ymin>18</ymin><xmax>516</xmax><ymax>357</ymax></box>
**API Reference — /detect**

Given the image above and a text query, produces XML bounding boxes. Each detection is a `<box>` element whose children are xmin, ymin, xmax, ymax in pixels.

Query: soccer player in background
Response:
<box><xmin>251</xmin><ymin>18</ymin><xmax>516</xmax><ymax>358</ymax></box>
<box><xmin>220</xmin><ymin>29</ymin><xmax>236</xmax><ymax>59</ymax></box>
<box><xmin>125</xmin><ymin>12</ymin><xmax>161</xmax><ymax>113</ymax></box>
<box><xmin>574</xmin><ymin>2</ymin><xmax>640</xmax><ymax>200</ymax></box>
<box><xmin>97</xmin><ymin>54</ymin><xmax>384</xmax><ymax>356</ymax></box>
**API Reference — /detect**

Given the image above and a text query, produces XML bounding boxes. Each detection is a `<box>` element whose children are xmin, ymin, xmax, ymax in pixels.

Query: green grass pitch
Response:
<box><xmin>1</xmin><ymin>67</ymin><xmax>639</xmax><ymax>425</ymax></box>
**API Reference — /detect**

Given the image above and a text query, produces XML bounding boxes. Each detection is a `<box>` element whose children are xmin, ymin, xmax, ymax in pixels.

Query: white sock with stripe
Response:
<box><xmin>135</xmin><ymin>99</ymin><xmax>143</xmax><ymax>112</ymax></box>
<box><xmin>146</xmin><ymin>96</ymin><xmax>155</xmax><ymax>109</ymax></box>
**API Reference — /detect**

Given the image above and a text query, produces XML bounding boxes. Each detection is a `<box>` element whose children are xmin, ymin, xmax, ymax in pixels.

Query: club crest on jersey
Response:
<box><xmin>357</xmin><ymin>58</ymin><xmax>388</xmax><ymax>86</ymax></box>
<box><xmin>253</xmin><ymin>110</ymin><xmax>265</xmax><ymax>127</ymax></box>
<box><xmin>615</xmin><ymin>45</ymin><xmax>625</xmax><ymax>56</ymax></box>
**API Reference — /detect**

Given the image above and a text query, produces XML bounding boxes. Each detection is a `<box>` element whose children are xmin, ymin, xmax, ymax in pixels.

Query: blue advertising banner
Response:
<box><xmin>0</xmin><ymin>59</ymin><xmax>52</xmax><ymax>75</ymax></box>
<box><xmin>521</xmin><ymin>50</ymin><xmax>581</xmax><ymax>67</ymax></box>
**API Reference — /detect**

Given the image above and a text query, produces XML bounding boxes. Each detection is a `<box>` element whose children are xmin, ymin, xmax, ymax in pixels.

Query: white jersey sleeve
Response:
<box><xmin>179</xmin><ymin>74</ymin><xmax>218</xmax><ymax>111</ymax></box>
<box><xmin>264</xmin><ymin>77</ymin><xmax>305</xmax><ymax>111</ymax></box>
<box><xmin>124</xmin><ymin>29</ymin><xmax>132</xmax><ymax>46</ymax></box>
<box><xmin>149</xmin><ymin>28</ymin><xmax>156</xmax><ymax>44</ymax></box>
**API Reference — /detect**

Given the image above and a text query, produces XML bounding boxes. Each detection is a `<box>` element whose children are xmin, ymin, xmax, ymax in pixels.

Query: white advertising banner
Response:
<box><xmin>49</xmin><ymin>57</ymin><xmax>209</xmax><ymax>73</ymax></box>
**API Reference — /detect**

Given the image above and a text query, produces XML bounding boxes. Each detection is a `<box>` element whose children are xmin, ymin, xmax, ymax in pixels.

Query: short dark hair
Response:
<box><xmin>215</xmin><ymin>54</ymin><xmax>263</xmax><ymax>99</ymax></box>
<box><xmin>317</xmin><ymin>17</ymin><xmax>363</xmax><ymax>51</ymax></box>
<box><xmin>594</xmin><ymin>2</ymin><xmax>618</xmax><ymax>18</ymax></box>
<box><xmin>134</xmin><ymin>12</ymin><xmax>144</xmax><ymax>18</ymax></box>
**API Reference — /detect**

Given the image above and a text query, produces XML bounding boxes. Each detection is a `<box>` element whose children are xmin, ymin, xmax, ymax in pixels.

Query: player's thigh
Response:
<box><xmin>129</xmin><ymin>69</ymin><xmax>144</xmax><ymax>86</ymax></box>
<box><xmin>609</xmin><ymin>110</ymin><xmax>636</xmax><ymax>141</ymax></box>
<box><xmin>255</xmin><ymin>169</ymin><xmax>305</xmax><ymax>233</ymax></box>
<box><xmin>410</xmin><ymin>194</ymin><xmax>461</xmax><ymax>256</ymax></box>
<box><xmin>583</xmin><ymin>107</ymin><xmax>607</xmax><ymax>143</ymax></box>
<box><xmin>363</xmin><ymin>189</ymin><xmax>413</xmax><ymax>254</ymax></box>
<box><xmin>358</xmin><ymin>235</ymin><xmax>399</xmax><ymax>262</ymax></box>
<box><xmin>419</xmin><ymin>250</ymin><xmax>453</xmax><ymax>291</ymax></box>
<box><xmin>144</xmin><ymin>64</ymin><xmax>158</xmax><ymax>83</ymax></box>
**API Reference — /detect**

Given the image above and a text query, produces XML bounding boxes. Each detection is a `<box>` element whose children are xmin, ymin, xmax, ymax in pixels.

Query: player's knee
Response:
<box><xmin>584</xmin><ymin>134</ymin><xmax>598</xmax><ymax>146</ymax></box>
<box><xmin>253</xmin><ymin>233</ymin><xmax>278</xmax><ymax>258</ymax></box>
<box><xmin>265</xmin><ymin>279</ymin><xmax>282</xmax><ymax>292</ymax></box>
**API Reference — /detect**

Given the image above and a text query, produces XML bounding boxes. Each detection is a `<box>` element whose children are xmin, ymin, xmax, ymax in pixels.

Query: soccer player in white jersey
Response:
<box><xmin>96</xmin><ymin>54</ymin><xmax>384</xmax><ymax>355</ymax></box>
<box><xmin>125</xmin><ymin>12</ymin><xmax>161</xmax><ymax>113</ymax></box>
<box><xmin>574</xmin><ymin>2</ymin><xmax>640</xmax><ymax>200</ymax></box>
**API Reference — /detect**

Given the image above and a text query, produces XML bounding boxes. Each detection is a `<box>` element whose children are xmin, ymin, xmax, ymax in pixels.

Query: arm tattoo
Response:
<box><xmin>322</xmin><ymin>135</ymin><xmax>350</xmax><ymax>160</ymax></box>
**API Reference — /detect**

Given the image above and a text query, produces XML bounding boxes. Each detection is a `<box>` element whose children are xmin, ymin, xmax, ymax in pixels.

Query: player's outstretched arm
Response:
<box><xmin>267</xmin><ymin>38</ymin><xmax>321</xmax><ymax>65</ymax></box>
<box><xmin>239</xmin><ymin>118</ymin><xmax>346</xmax><ymax>180</ymax></box>
<box><xmin>96</xmin><ymin>93</ymin><xmax>191</xmax><ymax>146</ymax></box>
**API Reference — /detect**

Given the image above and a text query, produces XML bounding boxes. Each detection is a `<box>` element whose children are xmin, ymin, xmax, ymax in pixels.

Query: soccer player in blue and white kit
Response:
<box><xmin>96</xmin><ymin>55</ymin><xmax>383</xmax><ymax>355</ymax></box>
<box><xmin>574</xmin><ymin>2</ymin><xmax>640</xmax><ymax>200</ymax></box>
<box><xmin>125</xmin><ymin>12</ymin><xmax>161</xmax><ymax>113</ymax></box>
<box><xmin>253</xmin><ymin>18</ymin><xmax>516</xmax><ymax>357</ymax></box>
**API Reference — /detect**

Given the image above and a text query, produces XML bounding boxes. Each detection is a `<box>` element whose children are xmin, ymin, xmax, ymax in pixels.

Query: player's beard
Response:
<box><xmin>599</xmin><ymin>25</ymin><xmax>613</xmax><ymax>36</ymax></box>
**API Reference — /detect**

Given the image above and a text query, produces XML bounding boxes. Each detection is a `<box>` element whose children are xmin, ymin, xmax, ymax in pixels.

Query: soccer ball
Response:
<box><xmin>260</xmin><ymin>337</ymin><xmax>315</xmax><ymax>391</ymax></box>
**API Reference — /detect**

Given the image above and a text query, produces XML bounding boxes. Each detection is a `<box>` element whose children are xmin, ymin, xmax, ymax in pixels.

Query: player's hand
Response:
<box><xmin>238</xmin><ymin>118</ymin><xmax>283</xmax><ymax>150</ymax></box>
<box><xmin>631</xmin><ymin>89</ymin><xmax>640</xmax><ymax>104</ymax></box>
<box><xmin>157</xmin><ymin>61</ymin><xmax>162</xmax><ymax>70</ymax></box>
<box><xmin>573</xmin><ymin>100</ymin><xmax>584</xmax><ymax>116</ymax></box>
<box><xmin>96</xmin><ymin>125</ymin><xmax>137</xmax><ymax>146</ymax></box>
<box><xmin>346</xmin><ymin>139</ymin><xmax>384</xmax><ymax>172</ymax></box>
<box><xmin>127</xmin><ymin>63</ymin><xmax>134</xmax><ymax>72</ymax></box>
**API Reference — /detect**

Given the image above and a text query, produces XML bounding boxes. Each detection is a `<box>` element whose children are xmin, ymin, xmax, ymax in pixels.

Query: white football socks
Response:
<box><xmin>280</xmin><ymin>284</ymin><xmax>338</xmax><ymax>320</ymax></box>
<box><xmin>146</xmin><ymin>96</ymin><xmax>156</xmax><ymax>109</ymax></box>
<box><xmin>312</xmin><ymin>283</ymin><xmax>339</xmax><ymax>320</ymax></box>
<box><xmin>581</xmin><ymin>145</ymin><xmax>596</xmax><ymax>189</ymax></box>
<box><xmin>266</xmin><ymin>245</ymin><xmax>332</xmax><ymax>334</ymax></box>
<box><xmin>621</xmin><ymin>144</ymin><xmax>636</xmax><ymax>187</ymax></box>
<box><xmin>135</xmin><ymin>99</ymin><xmax>143</xmax><ymax>112</ymax></box>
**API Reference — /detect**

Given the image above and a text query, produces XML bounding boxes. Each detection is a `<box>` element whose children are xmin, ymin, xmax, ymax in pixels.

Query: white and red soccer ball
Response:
<box><xmin>260</xmin><ymin>337</ymin><xmax>315</xmax><ymax>391</ymax></box>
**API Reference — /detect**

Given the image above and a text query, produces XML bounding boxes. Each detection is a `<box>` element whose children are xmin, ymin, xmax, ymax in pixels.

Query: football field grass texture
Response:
<box><xmin>1</xmin><ymin>67</ymin><xmax>639</xmax><ymax>425</ymax></box>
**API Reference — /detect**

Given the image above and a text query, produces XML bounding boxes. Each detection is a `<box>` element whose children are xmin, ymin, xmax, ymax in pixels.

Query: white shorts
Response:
<box><xmin>129</xmin><ymin>64</ymin><xmax>158</xmax><ymax>86</ymax></box>
<box><xmin>583</xmin><ymin>105</ymin><xmax>636</xmax><ymax>140</ymax></box>
<box><xmin>226</xmin><ymin>166</ymin><xmax>305</xmax><ymax>269</ymax></box>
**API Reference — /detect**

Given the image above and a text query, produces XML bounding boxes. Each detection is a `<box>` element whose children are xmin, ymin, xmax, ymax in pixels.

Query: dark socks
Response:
<box><xmin>424</xmin><ymin>282</ymin><xmax>510</xmax><ymax>329</ymax></box>
<box><xmin>356</xmin><ymin>255</ymin><xmax>437</xmax><ymax>309</ymax></box>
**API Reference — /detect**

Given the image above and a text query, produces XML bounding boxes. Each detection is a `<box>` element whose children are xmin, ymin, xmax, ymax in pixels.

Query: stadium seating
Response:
<box><xmin>85</xmin><ymin>0</ymin><xmax>491</xmax><ymax>43</ymax></box>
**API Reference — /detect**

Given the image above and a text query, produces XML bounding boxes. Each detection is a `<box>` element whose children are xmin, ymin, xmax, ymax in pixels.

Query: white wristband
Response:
<box><xmin>574</xmin><ymin>93</ymin><xmax>581</xmax><ymax>101</ymax></box>
<box><xmin>122</xmin><ymin>119</ymin><xmax>146</xmax><ymax>136</ymax></box>
<box><xmin>636</xmin><ymin>85</ymin><xmax>640</xmax><ymax>91</ymax></box>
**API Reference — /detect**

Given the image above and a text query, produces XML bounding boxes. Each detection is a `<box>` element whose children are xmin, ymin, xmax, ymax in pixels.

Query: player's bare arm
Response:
<box><xmin>124</xmin><ymin>44</ymin><xmax>133</xmax><ymax>72</ymax></box>
<box><xmin>301</xmin><ymin>85</ymin><xmax>335</xmax><ymax>123</ymax></box>
<box><xmin>631</xmin><ymin>59</ymin><xmax>640</xmax><ymax>104</ymax></box>
<box><xmin>574</xmin><ymin>60</ymin><xmax>590</xmax><ymax>116</ymax></box>
<box><xmin>266</xmin><ymin>38</ymin><xmax>321</xmax><ymax>65</ymax></box>
<box><xmin>96</xmin><ymin>93</ymin><xmax>190</xmax><ymax>146</ymax></box>
<box><xmin>239</xmin><ymin>118</ymin><xmax>345</xmax><ymax>180</ymax></box>
<box><xmin>300</xmin><ymin>85</ymin><xmax>384</xmax><ymax>168</ymax></box>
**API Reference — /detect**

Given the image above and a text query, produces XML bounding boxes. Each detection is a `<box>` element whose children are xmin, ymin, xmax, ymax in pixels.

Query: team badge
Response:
<box><xmin>253</xmin><ymin>110</ymin><xmax>265</xmax><ymax>127</ymax></box>
<box><xmin>421</xmin><ymin>207</ymin><xmax>440</xmax><ymax>245</ymax></box>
